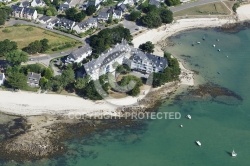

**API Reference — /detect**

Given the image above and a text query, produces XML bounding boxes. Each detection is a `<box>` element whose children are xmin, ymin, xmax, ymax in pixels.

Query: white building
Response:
<box><xmin>31</xmin><ymin>0</ymin><xmax>46</xmax><ymax>7</ymax></box>
<box><xmin>0</xmin><ymin>73</ymin><xmax>5</xmax><ymax>86</ymax></box>
<box><xmin>11</xmin><ymin>5</ymin><xmax>38</xmax><ymax>20</ymax></box>
<box><xmin>65</xmin><ymin>45</ymin><xmax>92</xmax><ymax>64</ymax></box>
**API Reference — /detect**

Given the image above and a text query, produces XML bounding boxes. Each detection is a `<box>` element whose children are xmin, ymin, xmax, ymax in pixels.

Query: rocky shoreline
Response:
<box><xmin>0</xmin><ymin>81</ymin><xmax>180</xmax><ymax>162</ymax></box>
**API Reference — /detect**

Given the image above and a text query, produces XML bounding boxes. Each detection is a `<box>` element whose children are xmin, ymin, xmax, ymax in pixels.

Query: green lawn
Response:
<box><xmin>174</xmin><ymin>2</ymin><xmax>232</xmax><ymax>17</ymax></box>
<box><xmin>0</xmin><ymin>25</ymin><xmax>81</xmax><ymax>54</ymax></box>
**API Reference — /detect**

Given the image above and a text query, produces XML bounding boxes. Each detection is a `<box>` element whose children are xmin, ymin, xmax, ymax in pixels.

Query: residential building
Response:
<box><xmin>73</xmin><ymin>18</ymin><xmax>98</xmax><ymax>34</ymax></box>
<box><xmin>55</xmin><ymin>18</ymin><xmax>75</xmax><ymax>30</ymax></box>
<box><xmin>112</xmin><ymin>10</ymin><xmax>122</xmax><ymax>19</ymax></box>
<box><xmin>23</xmin><ymin>7</ymin><xmax>38</xmax><ymax>20</ymax></box>
<box><xmin>117</xmin><ymin>4</ymin><xmax>127</xmax><ymax>12</ymax></box>
<box><xmin>27</xmin><ymin>72</ymin><xmax>41</xmax><ymax>87</ymax></box>
<box><xmin>19</xmin><ymin>1</ymin><xmax>30</xmax><ymax>7</ymax></box>
<box><xmin>65</xmin><ymin>45</ymin><xmax>92</xmax><ymax>64</ymax></box>
<box><xmin>84</xmin><ymin>40</ymin><xmax>131</xmax><ymax>80</ymax></box>
<box><xmin>37</xmin><ymin>15</ymin><xmax>52</xmax><ymax>24</ymax></box>
<box><xmin>97</xmin><ymin>12</ymin><xmax>110</xmax><ymax>22</ymax></box>
<box><xmin>149</xmin><ymin>0</ymin><xmax>161</xmax><ymax>7</ymax></box>
<box><xmin>31</xmin><ymin>0</ymin><xmax>46</xmax><ymax>7</ymax></box>
<box><xmin>11</xmin><ymin>5</ymin><xmax>37</xmax><ymax>20</ymax></box>
<box><xmin>0</xmin><ymin>0</ymin><xmax>11</xmax><ymax>3</ymax></box>
<box><xmin>129</xmin><ymin>49</ymin><xmax>168</xmax><ymax>74</ymax></box>
<box><xmin>58</xmin><ymin>0</ymin><xmax>72</xmax><ymax>11</ymax></box>
<box><xmin>84</xmin><ymin>40</ymin><xmax>168</xmax><ymax>80</ymax></box>
<box><xmin>88</xmin><ymin>0</ymin><xmax>103</xmax><ymax>7</ymax></box>
<box><xmin>46</xmin><ymin>18</ymin><xmax>58</xmax><ymax>29</ymax></box>
<box><xmin>122</xmin><ymin>0</ymin><xmax>134</xmax><ymax>6</ymax></box>
<box><xmin>0</xmin><ymin>73</ymin><xmax>5</xmax><ymax>86</ymax></box>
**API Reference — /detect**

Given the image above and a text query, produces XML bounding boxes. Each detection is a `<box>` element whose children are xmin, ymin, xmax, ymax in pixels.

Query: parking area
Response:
<box><xmin>122</xmin><ymin>19</ymin><xmax>146</xmax><ymax>34</ymax></box>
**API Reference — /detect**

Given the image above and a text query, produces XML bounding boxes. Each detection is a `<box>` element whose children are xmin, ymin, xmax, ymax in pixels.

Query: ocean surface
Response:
<box><xmin>2</xmin><ymin>28</ymin><xmax>250</xmax><ymax>166</ymax></box>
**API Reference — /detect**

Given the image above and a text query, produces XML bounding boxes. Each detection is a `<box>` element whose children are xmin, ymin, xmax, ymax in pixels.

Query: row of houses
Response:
<box><xmin>19</xmin><ymin>0</ymin><xmax>46</xmax><ymax>8</ymax></box>
<box><xmin>11</xmin><ymin>5</ymin><xmax>38</xmax><ymax>20</ymax></box>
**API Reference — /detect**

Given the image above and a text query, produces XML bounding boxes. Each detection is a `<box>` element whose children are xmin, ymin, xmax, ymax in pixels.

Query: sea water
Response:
<box><xmin>2</xmin><ymin>28</ymin><xmax>250</xmax><ymax>166</ymax></box>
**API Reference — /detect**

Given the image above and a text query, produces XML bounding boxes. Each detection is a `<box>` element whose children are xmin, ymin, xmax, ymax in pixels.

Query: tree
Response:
<box><xmin>39</xmin><ymin>77</ymin><xmax>49</xmax><ymax>90</ymax></box>
<box><xmin>0</xmin><ymin>9</ymin><xmax>7</xmax><ymax>25</ymax></box>
<box><xmin>61</xmin><ymin>67</ymin><xmax>75</xmax><ymax>88</ymax></box>
<box><xmin>75</xmin><ymin>76</ymin><xmax>90</xmax><ymax>90</ymax></box>
<box><xmin>65</xmin><ymin>8</ymin><xmax>78</xmax><ymax>20</ymax></box>
<box><xmin>119</xmin><ymin>75</ymin><xmax>142</xmax><ymax>96</ymax></box>
<box><xmin>43</xmin><ymin>68</ymin><xmax>53</xmax><ymax>79</ymax></box>
<box><xmin>86</xmin><ymin>5</ymin><xmax>96</xmax><ymax>16</ymax></box>
<box><xmin>165</xmin><ymin>0</ymin><xmax>180</xmax><ymax>6</ymax></box>
<box><xmin>139</xmin><ymin>41</ymin><xmax>154</xmax><ymax>53</ymax></box>
<box><xmin>74</xmin><ymin>12</ymin><xmax>86</xmax><ymax>22</ymax></box>
<box><xmin>7</xmin><ymin>71</ymin><xmax>27</xmax><ymax>89</ymax></box>
<box><xmin>128</xmin><ymin>10</ymin><xmax>141</xmax><ymax>21</ymax></box>
<box><xmin>46</xmin><ymin>9</ymin><xmax>53</xmax><ymax>16</ymax></box>
<box><xmin>160</xmin><ymin>9</ymin><xmax>173</xmax><ymax>23</ymax></box>
<box><xmin>0</xmin><ymin>39</ymin><xmax>18</xmax><ymax>57</ymax></box>
<box><xmin>141</xmin><ymin>12</ymin><xmax>162</xmax><ymax>28</ymax></box>
<box><xmin>23</xmin><ymin>39</ymin><xmax>49</xmax><ymax>54</ymax></box>
<box><xmin>5</xmin><ymin>50</ymin><xmax>28</xmax><ymax>66</ymax></box>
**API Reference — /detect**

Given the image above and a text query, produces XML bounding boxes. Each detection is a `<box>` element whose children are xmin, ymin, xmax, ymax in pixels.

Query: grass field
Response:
<box><xmin>174</xmin><ymin>2</ymin><xmax>232</xmax><ymax>17</ymax></box>
<box><xmin>0</xmin><ymin>25</ymin><xmax>81</xmax><ymax>53</ymax></box>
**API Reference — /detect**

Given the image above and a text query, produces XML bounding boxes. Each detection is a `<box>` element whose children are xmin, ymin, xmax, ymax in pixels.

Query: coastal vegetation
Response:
<box><xmin>139</xmin><ymin>41</ymin><xmax>155</xmax><ymax>53</ymax></box>
<box><xmin>232</xmin><ymin>2</ymin><xmax>240</xmax><ymax>12</ymax></box>
<box><xmin>139</xmin><ymin>3</ymin><xmax>173</xmax><ymax>28</ymax></box>
<box><xmin>0</xmin><ymin>25</ymin><xmax>80</xmax><ymax>53</ymax></box>
<box><xmin>128</xmin><ymin>10</ymin><xmax>142</xmax><ymax>21</ymax></box>
<box><xmin>89</xmin><ymin>25</ymin><xmax>132</xmax><ymax>54</ymax></box>
<box><xmin>0</xmin><ymin>6</ymin><xmax>11</xmax><ymax>25</ymax></box>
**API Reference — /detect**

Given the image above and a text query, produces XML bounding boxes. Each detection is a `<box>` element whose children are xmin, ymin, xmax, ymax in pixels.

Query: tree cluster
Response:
<box><xmin>0</xmin><ymin>39</ymin><xmax>18</xmax><ymax>57</ymax></box>
<box><xmin>23</xmin><ymin>39</ymin><xmax>50</xmax><ymax>54</ymax></box>
<box><xmin>119</xmin><ymin>75</ymin><xmax>143</xmax><ymax>96</ymax></box>
<box><xmin>165</xmin><ymin>0</ymin><xmax>180</xmax><ymax>6</ymax></box>
<box><xmin>89</xmin><ymin>25</ymin><xmax>132</xmax><ymax>54</ymax></box>
<box><xmin>139</xmin><ymin>41</ymin><xmax>154</xmax><ymax>53</ymax></box>
<box><xmin>86</xmin><ymin>5</ymin><xmax>96</xmax><ymax>16</ymax></box>
<box><xmin>128</xmin><ymin>10</ymin><xmax>141</xmax><ymax>21</ymax></box>
<box><xmin>139</xmin><ymin>3</ymin><xmax>173</xmax><ymax>28</ymax></box>
<box><xmin>0</xmin><ymin>6</ymin><xmax>11</xmax><ymax>25</ymax></box>
<box><xmin>65</xmin><ymin>8</ymin><xmax>86</xmax><ymax>22</ymax></box>
<box><xmin>152</xmin><ymin>52</ymin><xmax>181</xmax><ymax>87</ymax></box>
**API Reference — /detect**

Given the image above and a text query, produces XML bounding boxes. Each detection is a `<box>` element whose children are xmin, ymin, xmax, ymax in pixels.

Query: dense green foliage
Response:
<box><xmin>65</xmin><ymin>8</ymin><xmax>86</xmax><ymax>22</ymax></box>
<box><xmin>232</xmin><ymin>2</ymin><xmax>240</xmax><ymax>12</ymax></box>
<box><xmin>128</xmin><ymin>10</ymin><xmax>141</xmax><ymax>21</ymax></box>
<box><xmin>23</xmin><ymin>39</ymin><xmax>49</xmax><ymax>54</ymax></box>
<box><xmin>6</xmin><ymin>68</ymin><xmax>28</xmax><ymax>89</ymax></box>
<box><xmin>165</xmin><ymin>0</ymin><xmax>180</xmax><ymax>6</ymax></box>
<box><xmin>0</xmin><ymin>39</ymin><xmax>18</xmax><ymax>57</ymax></box>
<box><xmin>152</xmin><ymin>52</ymin><xmax>181</xmax><ymax>87</ymax></box>
<box><xmin>139</xmin><ymin>41</ymin><xmax>154</xmax><ymax>53</ymax></box>
<box><xmin>86</xmin><ymin>5</ymin><xmax>96</xmax><ymax>16</ymax></box>
<box><xmin>116</xmin><ymin>64</ymin><xmax>131</xmax><ymax>74</ymax></box>
<box><xmin>0</xmin><ymin>6</ymin><xmax>11</xmax><ymax>25</ymax></box>
<box><xmin>139</xmin><ymin>1</ymin><xmax>173</xmax><ymax>28</ymax></box>
<box><xmin>5</xmin><ymin>50</ymin><xmax>28</xmax><ymax>66</ymax></box>
<box><xmin>89</xmin><ymin>25</ymin><xmax>132</xmax><ymax>54</ymax></box>
<box><xmin>119</xmin><ymin>75</ymin><xmax>143</xmax><ymax>96</ymax></box>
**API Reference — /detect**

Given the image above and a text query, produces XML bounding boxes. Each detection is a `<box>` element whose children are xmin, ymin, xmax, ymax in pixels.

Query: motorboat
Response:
<box><xmin>231</xmin><ymin>150</ymin><xmax>237</xmax><ymax>157</ymax></box>
<box><xmin>186</xmin><ymin>114</ymin><xmax>191</xmax><ymax>119</ymax></box>
<box><xmin>196</xmin><ymin>141</ymin><xmax>201</xmax><ymax>146</ymax></box>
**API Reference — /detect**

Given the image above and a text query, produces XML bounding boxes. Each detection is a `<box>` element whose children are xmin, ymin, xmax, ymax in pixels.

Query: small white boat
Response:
<box><xmin>186</xmin><ymin>115</ymin><xmax>191</xmax><ymax>119</ymax></box>
<box><xmin>197</xmin><ymin>41</ymin><xmax>201</xmax><ymax>44</ymax></box>
<box><xmin>196</xmin><ymin>141</ymin><xmax>201</xmax><ymax>146</ymax></box>
<box><xmin>217</xmin><ymin>39</ymin><xmax>220</xmax><ymax>42</ymax></box>
<box><xmin>213</xmin><ymin>44</ymin><xmax>216</xmax><ymax>47</ymax></box>
<box><xmin>218</xmin><ymin>49</ymin><xmax>221</xmax><ymax>52</ymax></box>
<box><xmin>180</xmin><ymin>124</ymin><xmax>183</xmax><ymax>128</ymax></box>
<box><xmin>231</xmin><ymin>150</ymin><xmax>237</xmax><ymax>157</ymax></box>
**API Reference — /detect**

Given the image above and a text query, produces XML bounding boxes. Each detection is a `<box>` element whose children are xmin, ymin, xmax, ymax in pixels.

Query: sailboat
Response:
<box><xmin>231</xmin><ymin>150</ymin><xmax>237</xmax><ymax>157</ymax></box>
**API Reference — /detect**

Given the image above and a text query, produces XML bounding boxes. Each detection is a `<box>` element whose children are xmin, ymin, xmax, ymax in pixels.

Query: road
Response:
<box><xmin>169</xmin><ymin>0</ymin><xmax>222</xmax><ymax>13</ymax></box>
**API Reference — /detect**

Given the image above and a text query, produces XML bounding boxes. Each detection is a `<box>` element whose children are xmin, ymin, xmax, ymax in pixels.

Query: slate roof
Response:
<box><xmin>23</xmin><ymin>7</ymin><xmax>36</xmax><ymax>15</ymax></box>
<box><xmin>68</xmin><ymin>45</ymin><xmax>92</xmax><ymax>60</ymax></box>
<box><xmin>20</xmin><ymin>1</ymin><xmax>30</xmax><ymax>7</ymax></box>
<box><xmin>27</xmin><ymin>72</ymin><xmax>41</xmax><ymax>85</ymax></box>
<box><xmin>77</xmin><ymin>18</ymin><xmax>97</xmax><ymax>28</ymax></box>
<box><xmin>0</xmin><ymin>73</ymin><xmax>4</xmax><ymax>81</ymax></box>
<box><xmin>38</xmin><ymin>15</ymin><xmax>51</xmax><ymax>22</ymax></box>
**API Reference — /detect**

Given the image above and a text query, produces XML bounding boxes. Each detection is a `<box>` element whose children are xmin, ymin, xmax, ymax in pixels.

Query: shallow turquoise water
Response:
<box><xmin>2</xmin><ymin>28</ymin><xmax>250</xmax><ymax>166</ymax></box>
